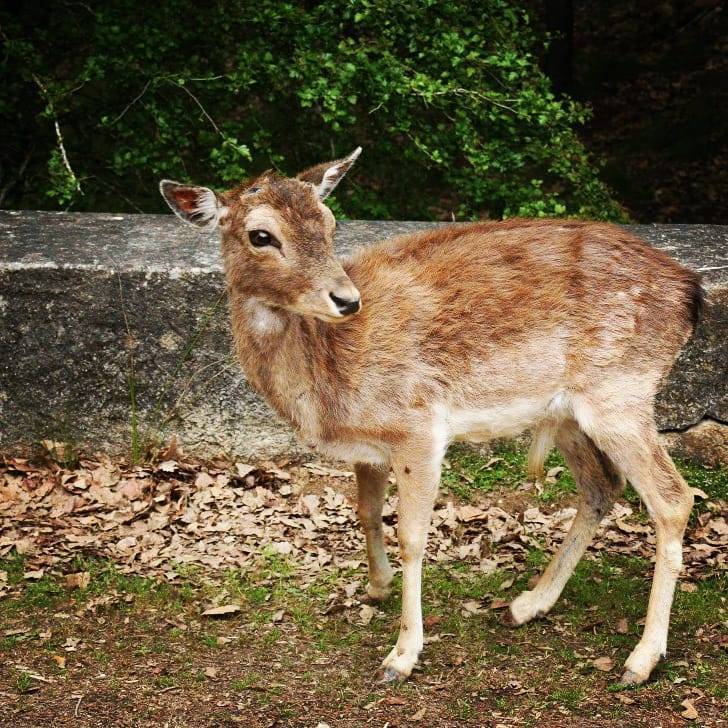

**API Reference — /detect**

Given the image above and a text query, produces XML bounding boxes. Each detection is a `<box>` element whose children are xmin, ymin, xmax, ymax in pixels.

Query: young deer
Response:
<box><xmin>160</xmin><ymin>148</ymin><xmax>704</xmax><ymax>686</ymax></box>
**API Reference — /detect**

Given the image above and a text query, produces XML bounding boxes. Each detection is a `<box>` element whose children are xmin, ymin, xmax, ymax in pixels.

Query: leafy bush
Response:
<box><xmin>1</xmin><ymin>0</ymin><xmax>626</xmax><ymax>220</ymax></box>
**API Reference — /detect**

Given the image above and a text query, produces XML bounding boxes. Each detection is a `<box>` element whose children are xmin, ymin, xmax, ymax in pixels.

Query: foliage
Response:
<box><xmin>0</xmin><ymin>1</ymin><xmax>626</xmax><ymax>220</ymax></box>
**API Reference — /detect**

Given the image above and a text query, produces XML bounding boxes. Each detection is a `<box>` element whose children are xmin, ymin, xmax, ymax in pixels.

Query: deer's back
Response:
<box><xmin>340</xmin><ymin>220</ymin><xmax>699</xmax><ymax>403</ymax></box>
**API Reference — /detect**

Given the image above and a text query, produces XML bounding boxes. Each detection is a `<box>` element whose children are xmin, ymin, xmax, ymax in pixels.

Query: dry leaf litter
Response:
<box><xmin>1</xmin><ymin>450</ymin><xmax>725</xmax><ymax>600</ymax></box>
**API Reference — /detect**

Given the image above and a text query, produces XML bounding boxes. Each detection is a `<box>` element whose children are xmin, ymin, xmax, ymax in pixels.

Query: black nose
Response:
<box><xmin>329</xmin><ymin>292</ymin><xmax>361</xmax><ymax>315</ymax></box>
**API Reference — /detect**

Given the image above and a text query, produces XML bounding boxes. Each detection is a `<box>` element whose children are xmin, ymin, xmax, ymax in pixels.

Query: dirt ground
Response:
<box><xmin>1</xmin><ymin>446</ymin><xmax>726</xmax><ymax>727</ymax></box>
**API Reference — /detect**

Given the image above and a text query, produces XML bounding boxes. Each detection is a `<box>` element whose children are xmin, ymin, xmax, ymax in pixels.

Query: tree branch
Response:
<box><xmin>31</xmin><ymin>72</ymin><xmax>82</xmax><ymax>195</ymax></box>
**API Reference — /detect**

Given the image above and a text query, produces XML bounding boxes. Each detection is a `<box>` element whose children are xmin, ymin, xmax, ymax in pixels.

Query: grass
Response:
<box><xmin>442</xmin><ymin>442</ymin><xmax>728</xmax><ymax>509</ymax></box>
<box><xmin>1</xmin><ymin>545</ymin><xmax>725</xmax><ymax>724</ymax></box>
<box><xmin>441</xmin><ymin>442</ymin><xmax>577</xmax><ymax>503</ymax></box>
<box><xmin>15</xmin><ymin>672</ymin><xmax>33</xmax><ymax>694</ymax></box>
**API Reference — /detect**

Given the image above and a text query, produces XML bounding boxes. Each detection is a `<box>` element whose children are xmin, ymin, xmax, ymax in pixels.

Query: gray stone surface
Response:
<box><xmin>1</xmin><ymin>211</ymin><xmax>726</xmax><ymax>459</ymax></box>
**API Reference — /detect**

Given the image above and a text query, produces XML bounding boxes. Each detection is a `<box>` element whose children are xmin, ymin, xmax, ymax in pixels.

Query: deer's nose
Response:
<box><xmin>329</xmin><ymin>291</ymin><xmax>361</xmax><ymax>316</ymax></box>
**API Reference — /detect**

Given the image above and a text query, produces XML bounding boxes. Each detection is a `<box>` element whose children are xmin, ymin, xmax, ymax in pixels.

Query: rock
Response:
<box><xmin>1</xmin><ymin>212</ymin><xmax>726</xmax><ymax>461</ymax></box>
<box><xmin>662</xmin><ymin>419</ymin><xmax>728</xmax><ymax>467</ymax></box>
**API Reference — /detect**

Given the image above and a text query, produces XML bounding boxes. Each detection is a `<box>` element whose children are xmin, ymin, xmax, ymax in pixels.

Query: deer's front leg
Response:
<box><xmin>355</xmin><ymin>462</ymin><xmax>394</xmax><ymax>601</ymax></box>
<box><xmin>376</xmin><ymin>453</ymin><xmax>440</xmax><ymax>683</ymax></box>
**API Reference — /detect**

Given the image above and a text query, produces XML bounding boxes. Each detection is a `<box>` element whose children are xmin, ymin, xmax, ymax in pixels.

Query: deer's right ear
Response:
<box><xmin>159</xmin><ymin>180</ymin><xmax>228</xmax><ymax>228</ymax></box>
<box><xmin>296</xmin><ymin>147</ymin><xmax>362</xmax><ymax>200</ymax></box>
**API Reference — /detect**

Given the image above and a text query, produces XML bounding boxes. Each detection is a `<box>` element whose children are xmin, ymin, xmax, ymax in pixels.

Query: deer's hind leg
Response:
<box><xmin>575</xmin><ymin>408</ymin><xmax>693</xmax><ymax>685</ymax></box>
<box><xmin>507</xmin><ymin>419</ymin><xmax>624</xmax><ymax>626</ymax></box>
<box><xmin>355</xmin><ymin>462</ymin><xmax>395</xmax><ymax>601</ymax></box>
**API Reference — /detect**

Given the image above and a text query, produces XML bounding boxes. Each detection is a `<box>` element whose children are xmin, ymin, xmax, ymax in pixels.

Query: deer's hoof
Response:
<box><xmin>500</xmin><ymin>607</ymin><xmax>519</xmax><ymax>627</ymax></box>
<box><xmin>376</xmin><ymin>665</ymin><xmax>407</xmax><ymax>684</ymax></box>
<box><xmin>363</xmin><ymin>582</ymin><xmax>391</xmax><ymax>603</ymax></box>
<box><xmin>618</xmin><ymin>669</ymin><xmax>646</xmax><ymax>686</ymax></box>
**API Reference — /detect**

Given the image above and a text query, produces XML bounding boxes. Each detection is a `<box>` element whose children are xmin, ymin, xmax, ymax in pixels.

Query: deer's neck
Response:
<box><xmin>229</xmin><ymin>292</ymin><xmax>335</xmax><ymax>442</ymax></box>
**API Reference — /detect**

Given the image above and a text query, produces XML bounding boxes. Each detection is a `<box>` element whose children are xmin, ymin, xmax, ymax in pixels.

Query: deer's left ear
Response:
<box><xmin>296</xmin><ymin>147</ymin><xmax>361</xmax><ymax>200</ymax></box>
<box><xmin>159</xmin><ymin>180</ymin><xmax>228</xmax><ymax>228</ymax></box>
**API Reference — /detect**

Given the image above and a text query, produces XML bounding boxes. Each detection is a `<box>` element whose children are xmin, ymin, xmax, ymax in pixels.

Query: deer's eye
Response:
<box><xmin>248</xmin><ymin>229</ymin><xmax>280</xmax><ymax>249</ymax></box>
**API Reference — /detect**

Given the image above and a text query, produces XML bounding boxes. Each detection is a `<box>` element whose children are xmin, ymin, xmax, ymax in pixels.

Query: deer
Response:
<box><xmin>160</xmin><ymin>147</ymin><xmax>704</xmax><ymax>686</ymax></box>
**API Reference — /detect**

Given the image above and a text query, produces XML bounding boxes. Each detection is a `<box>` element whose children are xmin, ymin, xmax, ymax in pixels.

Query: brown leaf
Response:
<box><xmin>680</xmin><ymin>698</ymin><xmax>699</xmax><ymax>720</ymax></box>
<box><xmin>201</xmin><ymin>604</ymin><xmax>241</xmax><ymax>617</ymax></box>
<box><xmin>269</xmin><ymin>541</ymin><xmax>293</xmax><ymax>555</ymax></box>
<box><xmin>203</xmin><ymin>666</ymin><xmax>219</xmax><ymax>679</ymax></box>
<box><xmin>235</xmin><ymin>463</ymin><xmax>256</xmax><ymax>478</ymax></box>
<box><xmin>616</xmin><ymin>618</ymin><xmax>629</xmax><ymax>634</ymax></box>
<box><xmin>343</xmin><ymin>580</ymin><xmax>360</xmax><ymax>599</ymax></box>
<box><xmin>359</xmin><ymin>605</ymin><xmax>376</xmax><ymax>625</ymax></box>
<box><xmin>194</xmin><ymin>472</ymin><xmax>215</xmax><ymax>488</ymax></box>
<box><xmin>679</xmin><ymin>582</ymin><xmax>698</xmax><ymax>593</ymax></box>
<box><xmin>490</xmin><ymin>598</ymin><xmax>510</xmax><ymax>610</ymax></box>
<box><xmin>410</xmin><ymin>707</ymin><xmax>427</xmax><ymax>721</ymax></box>
<box><xmin>592</xmin><ymin>656</ymin><xmax>614</xmax><ymax>672</ymax></box>
<box><xmin>65</xmin><ymin>572</ymin><xmax>90</xmax><ymax>590</ymax></box>
<box><xmin>458</xmin><ymin>505</ymin><xmax>487</xmax><ymax>522</ymax></box>
<box><xmin>23</xmin><ymin>570</ymin><xmax>44</xmax><ymax>580</ymax></box>
<box><xmin>52</xmin><ymin>655</ymin><xmax>66</xmax><ymax>669</ymax></box>
<box><xmin>482</xmin><ymin>457</ymin><xmax>503</xmax><ymax>469</ymax></box>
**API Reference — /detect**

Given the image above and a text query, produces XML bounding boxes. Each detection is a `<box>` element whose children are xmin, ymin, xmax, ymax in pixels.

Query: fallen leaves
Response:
<box><xmin>461</xmin><ymin>600</ymin><xmax>483</xmax><ymax>617</ymax></box>
<box><xmin>680</xmin><ymin>698</ymin><xmax>699</xmax><ymax>720</ymax></box>
<box><xmin>591</xmin><ymin>656</ymin><xmax>614</xmax><ymax>672</ymax></box>
<box><xmin>0</xmin><ymin>451</ymin><xmax>725</xmax><ymax>597</ymax></box>
<box><xmin>410</xmin><ymin>706</ymin><xmax>427</xmax><ymax>721</ymax></box>
<box><xmin>358</xmin><ymin>604</ymin><xmax>377</xmax><ymax>625</ymax></box>
<box><xmin>201</xmin><ymin>604</ymin><xmax>241</xmax><ymax>617</ymax></box>
<box><xmin>65</xmin><ymin>571</ymin><xmax>90</xmax><ymax>589</ymax></box>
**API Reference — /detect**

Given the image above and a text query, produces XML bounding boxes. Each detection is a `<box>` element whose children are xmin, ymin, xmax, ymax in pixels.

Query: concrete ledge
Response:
<box><xmin>1</xmin><ymin>212</ymin><xmax>726</xmax><ymax>461</ymax></box>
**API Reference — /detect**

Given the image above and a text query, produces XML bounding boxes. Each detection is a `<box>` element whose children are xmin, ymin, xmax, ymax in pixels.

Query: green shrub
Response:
<box><xmin>1</xmin><ymin>0</ymin><xmax>626</xmax><ymax>221</ymax></box>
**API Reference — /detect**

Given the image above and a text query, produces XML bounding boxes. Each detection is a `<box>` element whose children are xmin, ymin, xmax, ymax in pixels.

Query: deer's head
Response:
<box><xmin>160</xmin><ymin>148</ymin><xmax>362</xmax><ymax>322</ymax></box>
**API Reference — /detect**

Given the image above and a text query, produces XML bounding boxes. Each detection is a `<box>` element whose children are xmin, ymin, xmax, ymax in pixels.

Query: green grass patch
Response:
<box><xmin>441</xmin><ymin>443</ymin><xmax>576</xmax><ymax>502</ymax></box>
<box><xmin>15</xmin><ymin>671</ymin><xmax>33</xmax><ymax>694</ymax></box>
<box><xmin>0</xmin><ymin>553</ymin><xmax>196</xmax><ymax>618</ymax></box>
<box><xmin>442</xmin><ymin>444</ymin><xmax>728</xmax><ymax>511</ymax></box>
<box><xmin>675</xmin><ymin>457</ymin><xmax>728</xmax><ymax>503</ymax></box>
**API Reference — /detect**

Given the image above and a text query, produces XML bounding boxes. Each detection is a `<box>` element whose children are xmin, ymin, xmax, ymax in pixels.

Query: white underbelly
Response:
<box><xmin>444</xmin><ymin>397</ymin><xmax>554</xmax><ymax>442</ymax></box>
<box><xmin>307</xmin><ymin>438</ymin><xmax>390</xmax><ymax>467</ymax></box>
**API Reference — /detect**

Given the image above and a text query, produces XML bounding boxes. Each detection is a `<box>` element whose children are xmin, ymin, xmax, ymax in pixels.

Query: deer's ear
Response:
<box><xmin>159</xmin><ymin>180</ymin><xmax>228</xmax><ymax>228</ymax></box>
<box><xmin>296</xmin><ymin>147</ymin><xmax>361</xmax><ymax>200</ymax></box>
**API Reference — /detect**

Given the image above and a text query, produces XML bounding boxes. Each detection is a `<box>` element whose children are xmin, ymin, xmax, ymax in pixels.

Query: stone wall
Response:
<box><xmin>1</xmin><ymin>212</ymin><xmax>726</xmax><ymax>463</ymax></box>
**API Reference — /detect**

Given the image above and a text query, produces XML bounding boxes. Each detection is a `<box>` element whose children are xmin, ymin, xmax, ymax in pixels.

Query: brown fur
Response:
<box><xmin>221</xmin><ymin>206</ymin><xmax>700</xmax><ymax>454</ymax></box>
<box><xmin>161</xmin><ymin>163</ymin><xmax>703</xmax><ymax>685</ymax></box>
